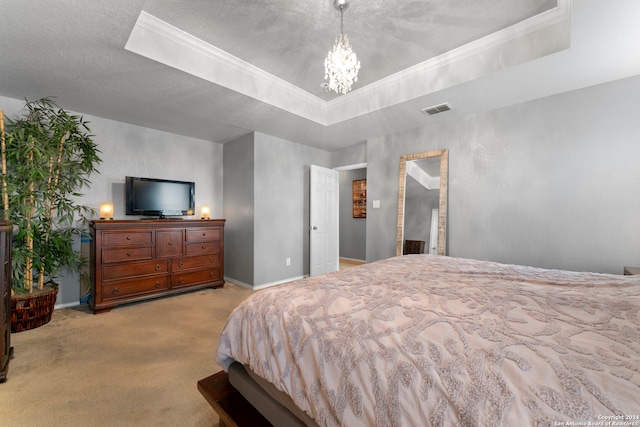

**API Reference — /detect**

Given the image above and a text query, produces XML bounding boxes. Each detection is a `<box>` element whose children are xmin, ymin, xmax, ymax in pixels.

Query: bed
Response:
<box><xmin>209</xmin><ymin>255</ymin><xmax>640</xmax><ymax>426</ymax></box>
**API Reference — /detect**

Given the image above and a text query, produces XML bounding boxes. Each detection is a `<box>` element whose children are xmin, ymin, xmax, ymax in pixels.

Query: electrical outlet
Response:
<box><xmin>286</xmin><ymin>257</ymin><xmax>291</xmax><ymax>266</ymax></box>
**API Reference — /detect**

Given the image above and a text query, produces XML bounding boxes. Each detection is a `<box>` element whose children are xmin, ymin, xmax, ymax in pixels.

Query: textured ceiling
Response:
<box><xmin>0</xmin><ymin>1</ymin><xmax>639</xmax><ymax>151</ymax></box>
<box><xmin>143</xmin><ymin>0</ymin><xmax>555</xmax><ymax>100</ymax></box>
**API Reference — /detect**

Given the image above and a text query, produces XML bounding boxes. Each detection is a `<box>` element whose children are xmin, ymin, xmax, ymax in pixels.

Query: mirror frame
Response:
<box><xmin>396</xmin><ymin>149</ymin><xmax>448</xmax><ymax>256</ymax></box>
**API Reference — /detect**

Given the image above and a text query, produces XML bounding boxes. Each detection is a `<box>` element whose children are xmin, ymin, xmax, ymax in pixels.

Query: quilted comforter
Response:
<box><xmin>215</xmin><ymin>255</ymin><xmax>640</xmax><ymax>427</ymax></box>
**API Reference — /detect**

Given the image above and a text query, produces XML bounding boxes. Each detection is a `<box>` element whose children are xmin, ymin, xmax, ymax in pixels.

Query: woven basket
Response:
<box><xmin>11</xmin><ymin>287</ymin><xmax>58</xmax><ymax>333</ymax></box>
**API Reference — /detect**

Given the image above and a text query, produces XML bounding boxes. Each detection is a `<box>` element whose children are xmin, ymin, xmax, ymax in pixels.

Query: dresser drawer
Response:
<box><xmin>186</xmin><ymin>227</ymin><xmax>220</xmax><ymax>242</ymax></box>
<box><xmin>102</xmin><ymin>246</ymin><xmax>153</xmax><ymax>263</ymax></box>
<box><xmin>172</xmin><ymin>254</ymin><xmax>220</xmax><ymax>272</ymax></box>
<box><xmin>156</xmin><ymin>230</ymin><xmax>184</xmax><ymax>258</ymax></box>
<box><xmin>171</xmin><ymin>268</ymin><xmax>222</xmax><ymax>288</ymax></box>
<box><xmin>102</xmin><ymin>231</ymin><xmax>153</xmax><ymax>247</ymax></box>
<box><xmin>102</xmin><ymin>276</ymin><xmax>169</xmax><ymax>301</ymax></box>
<box><xmin>102</xmin><ymin>259</ymin><xmax>168</xmax><ymax>281</ymax></box>
<box><xmin>185</xmin><ymin>241</ymin><xmax>220</xmax><ymax>255</ymax></box>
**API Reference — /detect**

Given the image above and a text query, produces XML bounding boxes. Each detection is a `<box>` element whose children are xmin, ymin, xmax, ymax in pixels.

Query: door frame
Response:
<box><xmin>310</xmin><ymin>163</ymin><xmax>367</xmax><ymax>276</ymax></box>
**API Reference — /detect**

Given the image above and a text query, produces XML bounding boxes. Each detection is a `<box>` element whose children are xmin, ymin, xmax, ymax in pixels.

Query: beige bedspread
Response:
<box><xmin>215</xmin><ymin>255</ymin><xmax>640</xmax><ymax>427</ymax></box>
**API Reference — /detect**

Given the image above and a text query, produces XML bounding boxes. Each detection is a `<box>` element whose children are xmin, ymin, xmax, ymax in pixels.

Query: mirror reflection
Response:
<box><xmin>396</xmin><ymin>149</ymin><xmax>448</xmax><ymax>256</ymax></box>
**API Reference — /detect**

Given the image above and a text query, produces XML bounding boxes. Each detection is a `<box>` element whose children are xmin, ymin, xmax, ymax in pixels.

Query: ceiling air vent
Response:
<box><xmin>421</xmin><ymin>103</ymin><xmax>453</xmax><ymax>116</ymax></box>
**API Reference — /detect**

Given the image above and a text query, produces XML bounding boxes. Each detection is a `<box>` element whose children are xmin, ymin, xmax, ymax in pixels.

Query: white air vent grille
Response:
<box><xmin>421</xmin><ymin>103</ymin><xmax>453</xmax><ymax>116</ymax></box>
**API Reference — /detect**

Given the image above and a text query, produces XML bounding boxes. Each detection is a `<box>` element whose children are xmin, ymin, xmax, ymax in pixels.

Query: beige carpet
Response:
<box><xmin>0</xmin><ymin>282</ymin><xmax>255</xmax><ymax>427</ymax></box>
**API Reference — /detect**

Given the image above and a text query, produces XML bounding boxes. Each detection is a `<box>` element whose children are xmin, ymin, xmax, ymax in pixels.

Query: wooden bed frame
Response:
<box><xmin>198</xmin><ymin>370</ymin><xmax>271</xmax><ymax>427</ymax></box>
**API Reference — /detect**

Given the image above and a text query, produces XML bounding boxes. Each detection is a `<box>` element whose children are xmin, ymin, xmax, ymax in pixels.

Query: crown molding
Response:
<box><xmin>326</xmin><ymin>0</ymin><xmax>572</xmax><ymax>124</ymax></box>
<box><xmin>125</xmin><ymin>0</ymin><xmax>571</xmax><ymax>128</ymax></box>
<box><xmin>125</xmin><ymin>11</ymin><xmax>330</xmax><ymax>125</ymax></box>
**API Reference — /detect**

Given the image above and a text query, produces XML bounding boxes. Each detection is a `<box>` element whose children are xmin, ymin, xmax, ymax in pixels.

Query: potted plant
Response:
<box><xmin>0</xmin><ymin>98</ymin><xmax>101</xmax><ymax>332</ymax></box>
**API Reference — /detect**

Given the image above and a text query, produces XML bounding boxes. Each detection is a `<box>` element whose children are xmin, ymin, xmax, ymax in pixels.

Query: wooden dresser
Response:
<box><xmin>1</xmin><ymin>221</ymin><xmax>13</xmax><ymax>383</ymax></box>
<box><xmin>90</xmin><ymin>219</ymin><xmax>224</xmax><ymax>314</ymax></box>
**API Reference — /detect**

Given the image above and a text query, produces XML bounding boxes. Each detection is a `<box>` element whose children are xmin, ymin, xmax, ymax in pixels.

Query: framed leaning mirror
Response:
<box><xmin>396</xmin><ymin>149</ymin><xmax>448</xmax><ymax>256</ymax></box>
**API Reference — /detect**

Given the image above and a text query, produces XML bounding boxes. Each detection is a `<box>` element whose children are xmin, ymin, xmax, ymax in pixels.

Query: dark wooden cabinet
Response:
<box><xmin>404</xmin><ymin>239</ymin><xmax>425</xmax><ymax>255</ymax></box>
<box><xmin>90</xmin><ymin>219</ymin><xmax>224</xmax><ymax>314</ymax></box>
<box><xmin>1</xmin><ymin>221</ymin><xmax>14</xmax><ymax>383</ymax></box>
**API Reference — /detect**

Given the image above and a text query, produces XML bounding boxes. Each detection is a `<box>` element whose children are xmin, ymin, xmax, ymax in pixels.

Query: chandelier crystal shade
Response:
<box><xmin>324</xmin><ymin>1</ymin><xmax>360</xmax><ymax>95</ymax></box>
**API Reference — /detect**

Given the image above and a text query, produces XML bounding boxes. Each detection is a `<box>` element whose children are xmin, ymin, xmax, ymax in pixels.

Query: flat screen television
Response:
<box><xmin>125</xmin><ymin>176</ymin><xmax>195</xmax><ymax>218</ymax></box>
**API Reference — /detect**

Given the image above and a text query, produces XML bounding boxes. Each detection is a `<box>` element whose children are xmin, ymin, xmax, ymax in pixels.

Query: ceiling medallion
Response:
<box><xmin>322</xmin><ymin>0</ymin><xmax>361</xmax><ymax>95</ymax></box>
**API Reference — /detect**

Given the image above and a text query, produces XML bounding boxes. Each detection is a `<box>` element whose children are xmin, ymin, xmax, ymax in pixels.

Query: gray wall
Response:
<box><xmin>224</xmin><ymin>132</ymin><xmax>331</xmax><ymax>287</ymax></box>
<box><xmin>223</xmin><ymin>133</ymin><xmax>255</xmax><ymax>286</ymax></box>
<box><xmin>366</xmin><ymin>75</ymin><xmax>640</xmax><ymax>274</ymax></box>
<box><xmin>254</xmin><ymin>132</ymin><xmax>331</xmax><ymax>285</ymax></box>
<box><xmin>331</xmin><ymin>142</ymin><xmax>367</xmax><ymax>168</ymax></box>
<box><xmin>339</xmin><ymin>169</ymin><xmax>367</xmax><ymax>261</ymax></box>
<box><xmin>1</xmin><ymin>95</ymin><xmax>224</xmax><ymax>306</ymax></box>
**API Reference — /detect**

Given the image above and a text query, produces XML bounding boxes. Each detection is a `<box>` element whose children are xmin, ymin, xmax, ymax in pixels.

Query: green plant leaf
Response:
<box><xmin>1</xmin><ymin>97</ymin><xmax>102</xmax><ymax>293</ymax></box>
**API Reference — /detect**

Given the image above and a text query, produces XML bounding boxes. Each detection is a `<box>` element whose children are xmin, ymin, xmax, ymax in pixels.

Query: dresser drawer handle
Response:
<box><xmin>126</xmin><ymin>236</ymin><xmax>131</xmax><ymax>240</ymax></box>
<box><xmin>210</xmin><ymin>257</ymin><xmax>214</xmax><ymax>264</ymax></box>
<box><xmin>168</xmin><ymin>241</ymin><xmax>172</xmax><ymax>246</ymax></box>
<box><xmin>179</xmin><ymin>261</ymin><xmax>184</xmax><ymax>267</ymax></box>
<box><xmin>201</xmin><ymin>244</ymin><xmax>207</xmax><ymax>249</ymax></box>
<box><xmin>113</xmin><ymin>288</ymin><xmax>119</xmax><ymax>294</ymax></box>
<box><xmin>155</xmin><ymin>264</ymin><xmax>161</xmax><ymax>271</ymax></box>
<box><xmin>127</xmin><ymin>252</ymin><xmax>132</xmax><ymax>256</ymax></box>
<box><xmin>202</xmin><ymin>232</ymin><xmax>207</xmax><ymax>237</ymax></box>
<box><xmin>179</xmin><ymin>278</ymin><xmax>184</xmax><ymax>284</ymax></box>
<box><xmin>155</xmin><ymin>282</ymin><xmax>161</xmax><ymax>288</ymax></box>
<box><xmin>210</xmin><ymin>271</ymin><xmax>215</xmax><ymax>278</ymax></box>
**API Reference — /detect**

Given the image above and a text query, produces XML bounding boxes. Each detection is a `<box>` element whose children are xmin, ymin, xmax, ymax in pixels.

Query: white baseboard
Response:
<box><xmin>55</xmin><ymin>301</ymin><xmax>81</xmax><ymax>310</ymax></box>
<box><xmin>224</xmin><ymin>275</ymin><xmax>305</xmax><ymax>291</ymax></box>
<box><xmin>340</xmin><ymin>257</ymin><xmax>366</xmax><ymax>263</ymax></box>
<box><xmin>223</xmin><ymin>277</ymin><xmax>253</xmax><ymax>289</ymax></box>
<box><xmin>253</xmin><ymin>276</ymin><xmax>304</xmax><ymax>290</ymax></box>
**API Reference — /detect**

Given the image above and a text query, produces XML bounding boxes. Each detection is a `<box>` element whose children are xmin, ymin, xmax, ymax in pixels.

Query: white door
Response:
<box><xmin>310</xmin><ymin>165</ymin><xmax>339</xmax><ymax>276</ymax></box>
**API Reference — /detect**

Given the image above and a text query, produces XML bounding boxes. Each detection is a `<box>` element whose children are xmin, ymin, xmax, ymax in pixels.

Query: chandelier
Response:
<box><xmin>323</xmin><ymin>0</ymin><xmax>361</xmax><ymax>95</ymax></box>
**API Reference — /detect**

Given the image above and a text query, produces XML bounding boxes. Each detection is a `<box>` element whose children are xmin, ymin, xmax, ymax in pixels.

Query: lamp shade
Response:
<box><xmin>99</xmin><ymin>202</ymin><xmax>114</xmax><ymax>220</ymax></box>
<box><xmin>201</xmin><ymin>205</ymin><xmax>210</xmax><ymax>220</ymax></box>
